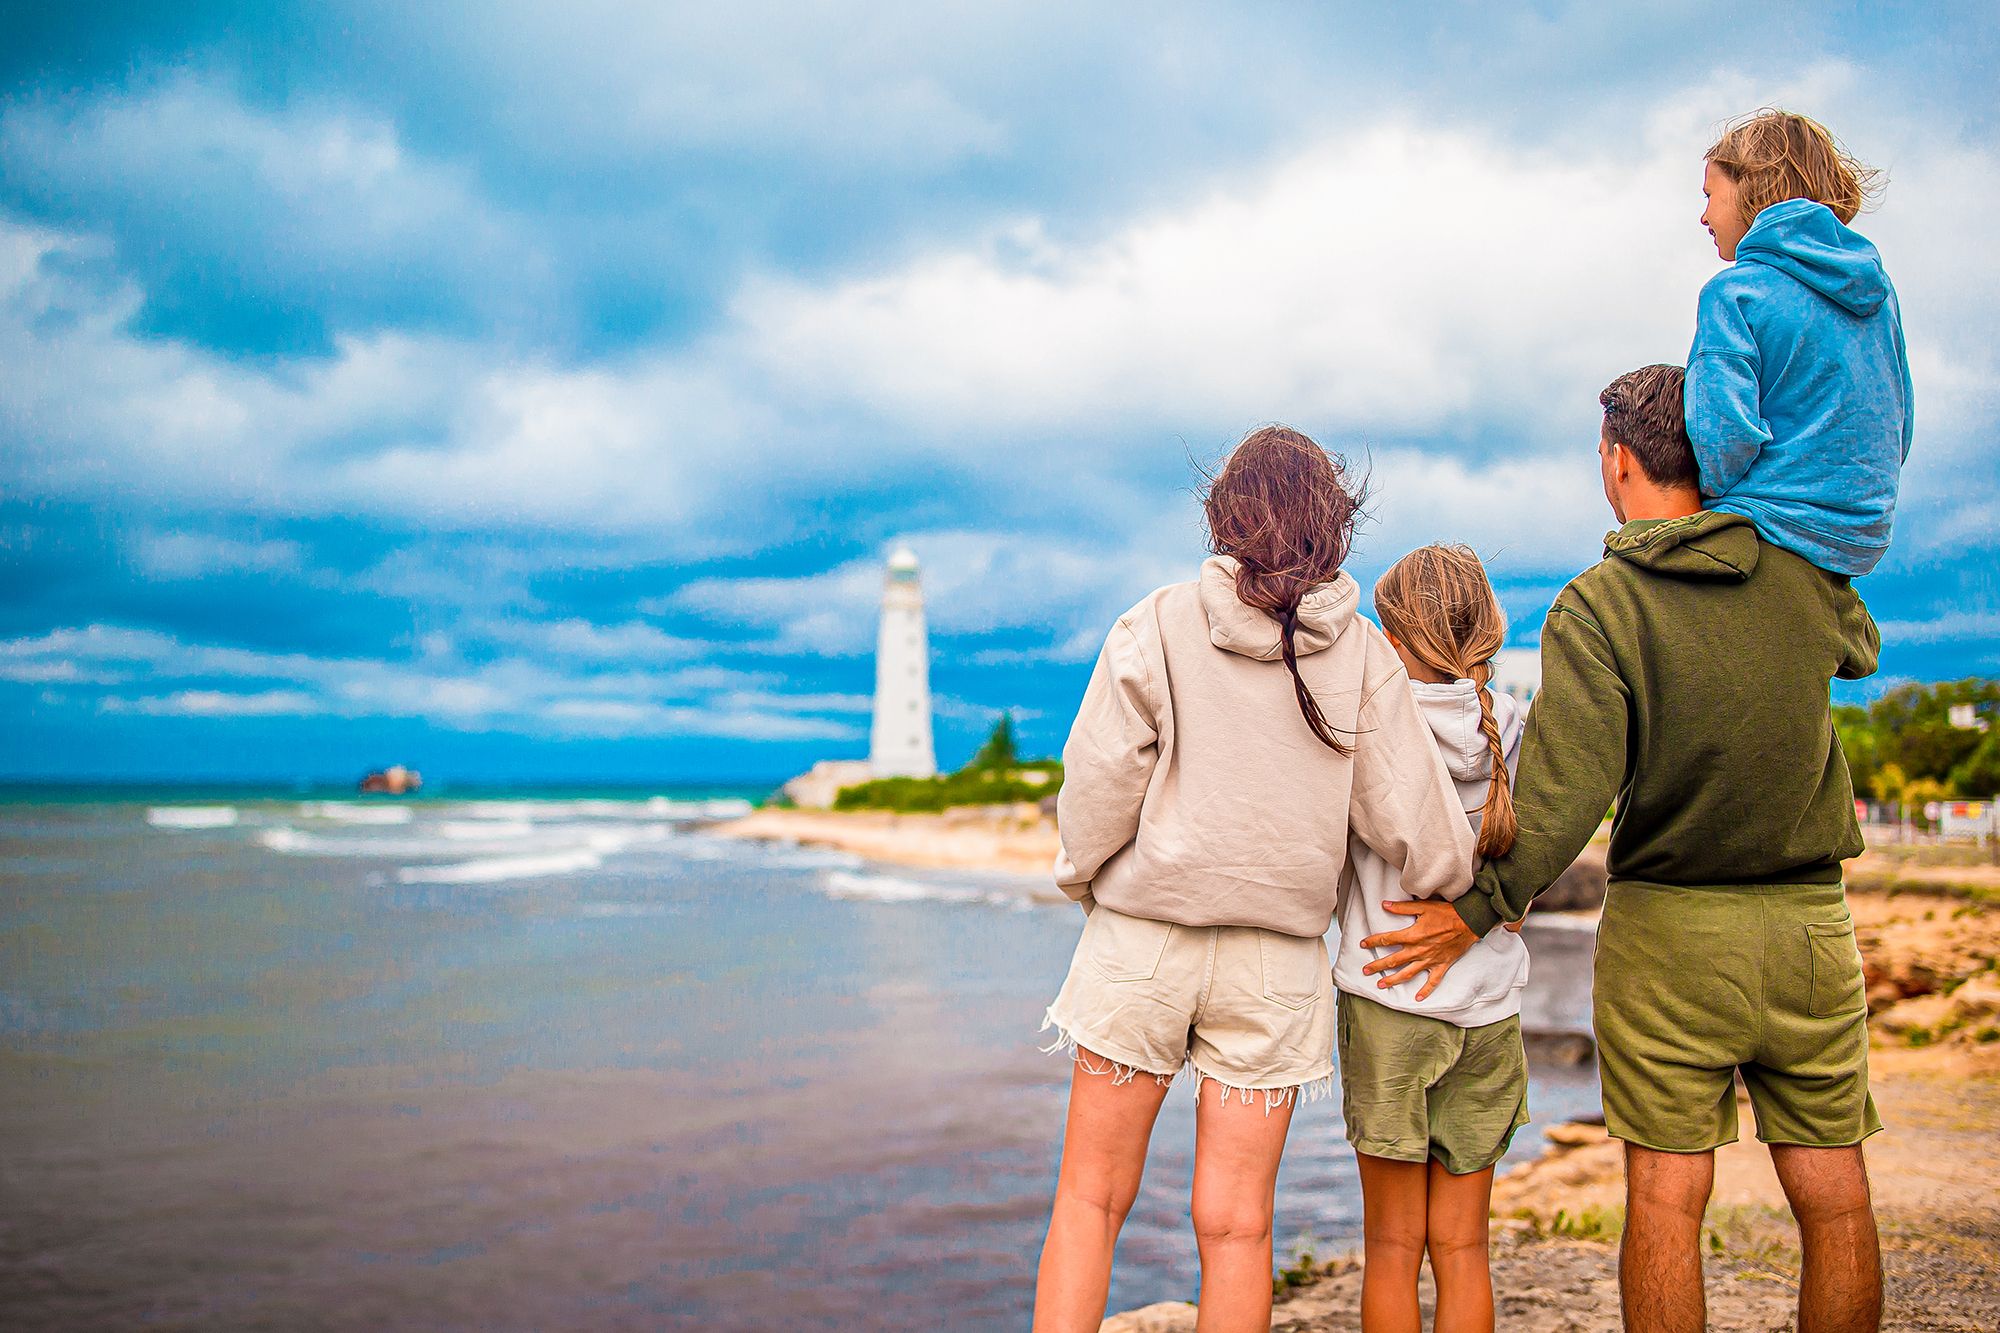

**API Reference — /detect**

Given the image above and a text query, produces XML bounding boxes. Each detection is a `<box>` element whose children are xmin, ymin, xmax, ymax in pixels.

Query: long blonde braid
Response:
<box><xmin>1372</xmin><ymin>545</ymin><xmax>1517</xmax><ymax>858</ymax></box>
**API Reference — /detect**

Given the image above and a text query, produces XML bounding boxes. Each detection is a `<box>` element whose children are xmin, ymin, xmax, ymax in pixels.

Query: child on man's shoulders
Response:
<box><xmin>1687</xmin><ymin>108</ymin><xmax>1913</xmax><ymax>581</ymax></box>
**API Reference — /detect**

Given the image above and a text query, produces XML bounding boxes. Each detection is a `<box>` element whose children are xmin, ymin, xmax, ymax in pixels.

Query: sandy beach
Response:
<box><xmin>715</xmin><ymin>805</ymin><xmax>1066</xmax><ymax>882</ymax></box>
<box><xmin>715</xmin><ymin>807</ymin><xmax>2000</xmax><ymax>1329</ymax></box>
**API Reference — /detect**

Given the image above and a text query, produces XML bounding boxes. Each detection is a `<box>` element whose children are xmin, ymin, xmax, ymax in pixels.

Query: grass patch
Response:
<box><xmin>1515</xmin><ymin>1204</ymin><xmax>1625</xmax><ymax>1243</ymax></box>
<box><xmin>1704</xmin><ymin>1204</ymin><xmax>1799</xmax><ymax>1271</ymax></box>
<box><xmin>1270</xmin><ymin>1238</ymin><xmax>1359</xmax><ymax>1299</ymax></box>
<box><xmin>831</xmin><ymin>766</ymin><xmax>1061</xmax><ymax>812</ymax></box>
<box><xmin>1273</xmin><ymin>1246</ymin><xmax>1318</xmax><ymax>1294</ymax></box>
<box><xmin>1550</xmin><ymin>1204</ymin><xmax>1624</xmax><ymax>1242</ymax></box>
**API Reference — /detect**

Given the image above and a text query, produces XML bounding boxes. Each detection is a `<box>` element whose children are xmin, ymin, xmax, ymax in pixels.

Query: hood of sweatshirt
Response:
<box><xmin>1734</xmin><ymin>198</ymin><xmax>1890</xmax><ymax>318</ymax></box>
<box><xmin>1409</xmin><ymin>679</ymin><xmax>1526</xmax><ymax>785</ymax></box>
<box><xmin>1604</xmin><ymin>511</ymin><xmax>1761</xmax><ymax>583</ymax></box>
<box><xmin>1198</xmin><ymin>556</ymin><xmax>1359</xmax><ymax>660</ymax></box>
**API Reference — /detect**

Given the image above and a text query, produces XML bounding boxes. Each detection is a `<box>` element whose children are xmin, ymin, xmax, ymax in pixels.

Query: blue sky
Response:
<box><xmin>3</xmin><ymin>2</ymin><xmax>1997</xmax><ymax>784</ymax></box>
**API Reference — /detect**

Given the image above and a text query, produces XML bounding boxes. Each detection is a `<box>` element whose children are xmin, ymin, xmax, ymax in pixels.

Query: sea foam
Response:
<box><xmin>146</xmin><ymin>806</ymin><xmax>240</xmax><ymax>829</ymax></box>
<box><xmin>299</xmin><ymin>802</ymin><xmax>413</xmax><ymax>825</ymax></box>
<box><xmin>823</xmin><ymin>869</ymin><xmax>1029</xmax><ymax>910</ymax></box>
<box><xmin>396</xmin><ymin>846</ymin><xmax>608</xmax><ymax>885</ymax></box>
<box><xmin>392</xmin><ymin>826</ymin><xmax>672</xmax><ymax>885</ymax></box>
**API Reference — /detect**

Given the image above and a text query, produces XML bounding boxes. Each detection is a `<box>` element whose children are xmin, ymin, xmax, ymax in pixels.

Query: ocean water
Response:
<box><xmin>0</xmin><ymin>794</ymin><xmax>1600</xmax><ymax>1330</ymax></box>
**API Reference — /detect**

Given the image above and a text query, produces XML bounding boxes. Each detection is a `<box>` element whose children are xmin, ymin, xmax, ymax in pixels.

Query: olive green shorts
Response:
<box><xmin>1336</xmin><ymin>990</ymin><xmax>1529</xmax><ymax>1175</ymax></box>
<box><xmin>1594</xmin><ymin>880</ymin><xmax>1882</xmax><ymax>1153</ymax></box>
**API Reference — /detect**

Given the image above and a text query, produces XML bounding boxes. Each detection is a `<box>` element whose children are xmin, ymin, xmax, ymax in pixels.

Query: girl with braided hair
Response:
<box><xmin>1334</xmin><ymin>542</ymin><xmax>1532</xmax><ymax>1333</ymax></box>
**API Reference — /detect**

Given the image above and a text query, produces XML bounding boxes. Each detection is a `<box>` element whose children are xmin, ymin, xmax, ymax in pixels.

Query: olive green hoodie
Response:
<box><xmin>1453</xmin><ymin>510</ymin><xmax>1880</xmax><ymax>938</ymax></box>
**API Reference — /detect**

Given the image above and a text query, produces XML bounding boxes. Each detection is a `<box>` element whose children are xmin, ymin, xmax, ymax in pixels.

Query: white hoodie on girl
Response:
<box><xmin>1332</xmin><ymin>679</ymin><xmax>1530</xmax><ymax>1028</ymax></box>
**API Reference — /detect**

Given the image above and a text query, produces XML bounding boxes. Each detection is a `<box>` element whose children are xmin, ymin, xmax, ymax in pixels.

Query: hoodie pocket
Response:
<box><xmin>1087</xmin><ymin>909</ymin><xmax>1174</xmax><ymax>983</ymax></box>
<box><xmin>1260</xmin><ymin>932</ymin><xmax>1328</xmax><ymax>1010</ymax></box>
<box><xmin>1807</xmin><ymin>920</ymin><xmax>1865</xmax><ymax>1019</ymax></box>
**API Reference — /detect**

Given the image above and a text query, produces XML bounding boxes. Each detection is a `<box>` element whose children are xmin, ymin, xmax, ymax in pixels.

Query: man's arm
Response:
<box><xmin>1835</xmin><ymin>585</ymin><xmax>1881</xmax><ymax>682</ymax></box>
<box><xmin>1451</xmin><ymin>600</ymin><xmax>1631</xmax><ymax>937</ymax></box>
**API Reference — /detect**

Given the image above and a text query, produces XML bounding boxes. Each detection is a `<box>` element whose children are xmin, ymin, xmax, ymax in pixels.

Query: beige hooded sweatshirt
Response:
<box><xmin>1054</xmin><ymin>557</ymin><xmax>1478</xmax><ymax>937</ymax></box>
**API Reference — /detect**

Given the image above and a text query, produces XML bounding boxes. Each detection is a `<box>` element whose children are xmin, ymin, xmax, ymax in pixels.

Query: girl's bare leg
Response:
<box><xmin>1032</xmin><ymin>1050</ymin><xmax>1172</xmax><ymax>1333</ymax></box>
<box><xmin>1425</xmin><ymin>1160</ymin><xmax>1496</xmax><ymax>1333</ymax></box>
<box><xmin>1356</xmin><ymin>1153</ymin><xmax>1429</xmax><ymax>1333</ymax></box>
<box><xmin>1188</xmin><ymin>1084</ymin><xmax>1296</xmax><ymax>1332</ymax></box>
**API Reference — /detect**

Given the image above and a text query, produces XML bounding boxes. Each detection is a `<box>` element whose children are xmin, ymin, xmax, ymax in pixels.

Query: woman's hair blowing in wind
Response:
<box><xmin>1372</xmin><ymin>544</ymin><xmax>1517</xmax><ymax>858</ymax></box>
<box><xmin>1201</xmin><ymin>426</ymin><xmax>1365</xmax><ymax>755</ymax></box>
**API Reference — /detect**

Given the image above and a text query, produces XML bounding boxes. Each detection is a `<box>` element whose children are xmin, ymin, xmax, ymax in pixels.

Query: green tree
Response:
<box><xmin>1951</xmin><ymin>730</ymin><xmax>2000</xmax><ymax>798</ymax></box>
<box><xmin>1858</xmin><ymin>679</ymin><xmax>2000</xmax><ymax>789</ymax></box>
<box><xmin>1833</xmin><ymin>704</ymin><xmax>1880</xmax><ymax>793</ymax></box>
<box><xmin>966</xmin><ymin>713</ymin><xmax>1019</xmax><ymax>772</ymax></box>
<box><xmin>1867</xmin><ymin>762</ymin><xmax>1908</xmax><ymax>806</ymax></box>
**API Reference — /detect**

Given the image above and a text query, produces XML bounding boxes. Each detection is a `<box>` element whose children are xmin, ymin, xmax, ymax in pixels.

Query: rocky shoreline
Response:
<box><xmin>1108</xmin><ymin>887</ymin><xmax>2000</xmax><ymax>1332</ymax></box>
<box><xmin>713</xmin><ymin>807</ymin><xmax>2000</xmax><ymax>1329</ymax></box>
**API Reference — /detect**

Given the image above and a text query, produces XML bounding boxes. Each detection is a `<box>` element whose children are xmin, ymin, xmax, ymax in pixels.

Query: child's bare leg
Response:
<box><xmin>1032</xmin><ymin>1050</ymin><xmax>1172</xmax><ymax>1333</ymax></box>
<box><xmin>1189</xmin><ymin>1082</ymin><xmax>1296</xmax><ymax>1332</ymax></box>
<box><xmin>1355</xmin><ymin>1152</ymin><xmax>1429</xmax><ymax>1333</ymax></box>
<box><xmin>1425</xmin><ymin>1159</ymin><xmax>1496</xmax><ymax>1333</ymax></box>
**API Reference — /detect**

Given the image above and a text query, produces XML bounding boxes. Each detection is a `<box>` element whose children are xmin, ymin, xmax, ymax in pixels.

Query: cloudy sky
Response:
<box><xmin>3</xmin><ymin>3</ymin><xmax>1996</xmax><ymax>784</ymax></box>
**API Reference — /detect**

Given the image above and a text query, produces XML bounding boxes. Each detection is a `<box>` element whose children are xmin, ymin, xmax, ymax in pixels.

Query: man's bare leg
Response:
<box><xmin>1769</xmin><ymin>1143</ymin><xmax>1881</xmax><ymax>1333</ymax></box>
<box><xmin>1620</xmin><ymin>1143</ymin><xmax>1714</xmax><ymax>1333</ymax></box>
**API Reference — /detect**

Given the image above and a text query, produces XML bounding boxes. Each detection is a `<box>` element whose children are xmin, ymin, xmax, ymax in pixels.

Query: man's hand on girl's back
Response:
<box><xmin>1359</xmin><ymin>899</ymin><xmax>1478</xmax><ymax>1000</ymax></box>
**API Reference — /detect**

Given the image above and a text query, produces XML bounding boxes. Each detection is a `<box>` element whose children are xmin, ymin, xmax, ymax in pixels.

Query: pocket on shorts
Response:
<box><xmin>1259</xmin><ymin>932</ymin><xmax>1326</xmax><ymax>1010</ymax></box>
<box><xmin>1806</xmin><ymin>920</ymin><xmax>1866</xmax><ymax>1019</ymax></box>
<box><xmin>1086</xmin><ymin>909</ymin><xmax>1175</xmax><ymax>983</ymax></box>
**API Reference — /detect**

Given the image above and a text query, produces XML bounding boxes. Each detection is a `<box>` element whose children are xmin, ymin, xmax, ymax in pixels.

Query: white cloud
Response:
<box><xmin>731</xmin><ymin>123</ymin><xmax>1707</xmax><ymax>440</ymax></box>
<box><xmin>2</xmin><ymin>622</ymin><xmax>869</xmax><ymax>742</ymax></box>
<box><xmin>134</xmin><ymin>532</ymin><xmax>306</xmax><ymax>580</ymax></box>
<box><xmin>672</xmin><ymin>524</ymin><xmax>1199</xmax><ymax>659</ymax></box>
<box><xmin>484</xmin><ymin>617</ymin><xmax>706</xmax><ymax>663</ymax></box>
<box><xmin>1</xmin><ymin>64</ymin><xmax>1995</xmax><ymax>640</ymax></box>
<box><xmin>1874</xmin><ymin>612</ymin><xmax>2000</xmax><ymax>647</ymax></box>
<box><xmin>0</xmin><ymin>76</ymin><xmax>545</xmax><ymax>322</ymax></box>
<box><xmin>104</xmin><ymin>688</ymin><xmax>320</xmax><ymax>717</ymax></box>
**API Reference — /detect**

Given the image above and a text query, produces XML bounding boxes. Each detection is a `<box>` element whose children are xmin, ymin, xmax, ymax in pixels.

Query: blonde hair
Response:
<box><xmin>1373</xmin><ymin>545</ymin><xmax>1515</xmax><ymax>858</ymax></box>
<box><xmin>1706</xmin><ymin>108</ymin><xmax>1882</xmax><ymax>226</ymax></box>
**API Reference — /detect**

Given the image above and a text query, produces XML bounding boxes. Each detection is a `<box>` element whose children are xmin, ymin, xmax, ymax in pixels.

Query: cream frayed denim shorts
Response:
<box><xmin>1043</xmin><ymin>904</ymin><xmax>1335</xmax><ymax>1103</ymax></box>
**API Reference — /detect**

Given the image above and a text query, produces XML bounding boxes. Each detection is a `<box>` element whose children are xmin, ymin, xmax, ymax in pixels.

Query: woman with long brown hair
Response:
<box><xmin>1033</xmin><ymin>427</ymin><xmax>1478</xmax><ymax>1331</ymax></box>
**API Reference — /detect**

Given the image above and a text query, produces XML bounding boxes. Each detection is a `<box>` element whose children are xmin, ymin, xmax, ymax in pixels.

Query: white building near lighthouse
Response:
<box><xmin>868</xmin><ymin>544</ymin><xmax>937</xmax><ymax>778</ymax></box>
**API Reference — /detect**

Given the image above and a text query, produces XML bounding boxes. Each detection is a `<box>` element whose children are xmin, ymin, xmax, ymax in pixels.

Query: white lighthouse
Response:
<box><xmin>869</xmin><ymin>544</ymin><xmax>937</xmax><ymax>778</ymax></box>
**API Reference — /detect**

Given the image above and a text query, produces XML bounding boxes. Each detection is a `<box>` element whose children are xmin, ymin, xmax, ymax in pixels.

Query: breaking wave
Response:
<box><xmin>396</xmin><ymin>847</ymin><xmax>611</xmax><ymax>885</ymax></box>
<box><xmin>823</xmin><ymin>869</ymin><xmax>1029</xmax><ymax>911</ymax></box>
<box><xmin>298</xmin><ymin>802</ymin><xmax>413</xmax><ymax>825</ymax></box>
<box><xmin>146</xmin><ymin>806</ymin><xmax>240</xmax><ymax>829</ymax></box>
<box><xmin>393</xmin><ymin>827</ymin><xmax>674</xmax><ymax>885</ymax></box>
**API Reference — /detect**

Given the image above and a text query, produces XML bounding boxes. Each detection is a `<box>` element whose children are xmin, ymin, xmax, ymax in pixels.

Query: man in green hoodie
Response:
<box><xmin>1361</xmin><ymin>364</ymin><xmax>1883</xmax><ymax>1333</ymax></box>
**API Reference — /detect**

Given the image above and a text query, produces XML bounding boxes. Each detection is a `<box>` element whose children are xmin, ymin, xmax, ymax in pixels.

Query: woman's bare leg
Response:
<box><xmin>1425</xmin><ymin>1160</ymin><xmax>1495</xmax><ymax>1333</ymax></box>
<box><xmin>1032</xmin><ymin>1050</ymin><xmax>1172</xmax><ymax>1333</ymax></box>
<box><xmin>1188</xmin><ymin>1084</ymin><xmax>1296</xmax><ymax>1332</ymax></box>
<box><xmin>1355</xmin><ymin>1153</ymin><xmax>1429</xmax><ymax>1333</ymax></box>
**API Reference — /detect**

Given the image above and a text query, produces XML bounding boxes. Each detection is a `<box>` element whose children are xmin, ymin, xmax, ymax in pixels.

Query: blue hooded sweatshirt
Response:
<box><xmin>1685</xmin><ymin>197</ymin><xmax>1913</xmax><ymax>576</ymax></box>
